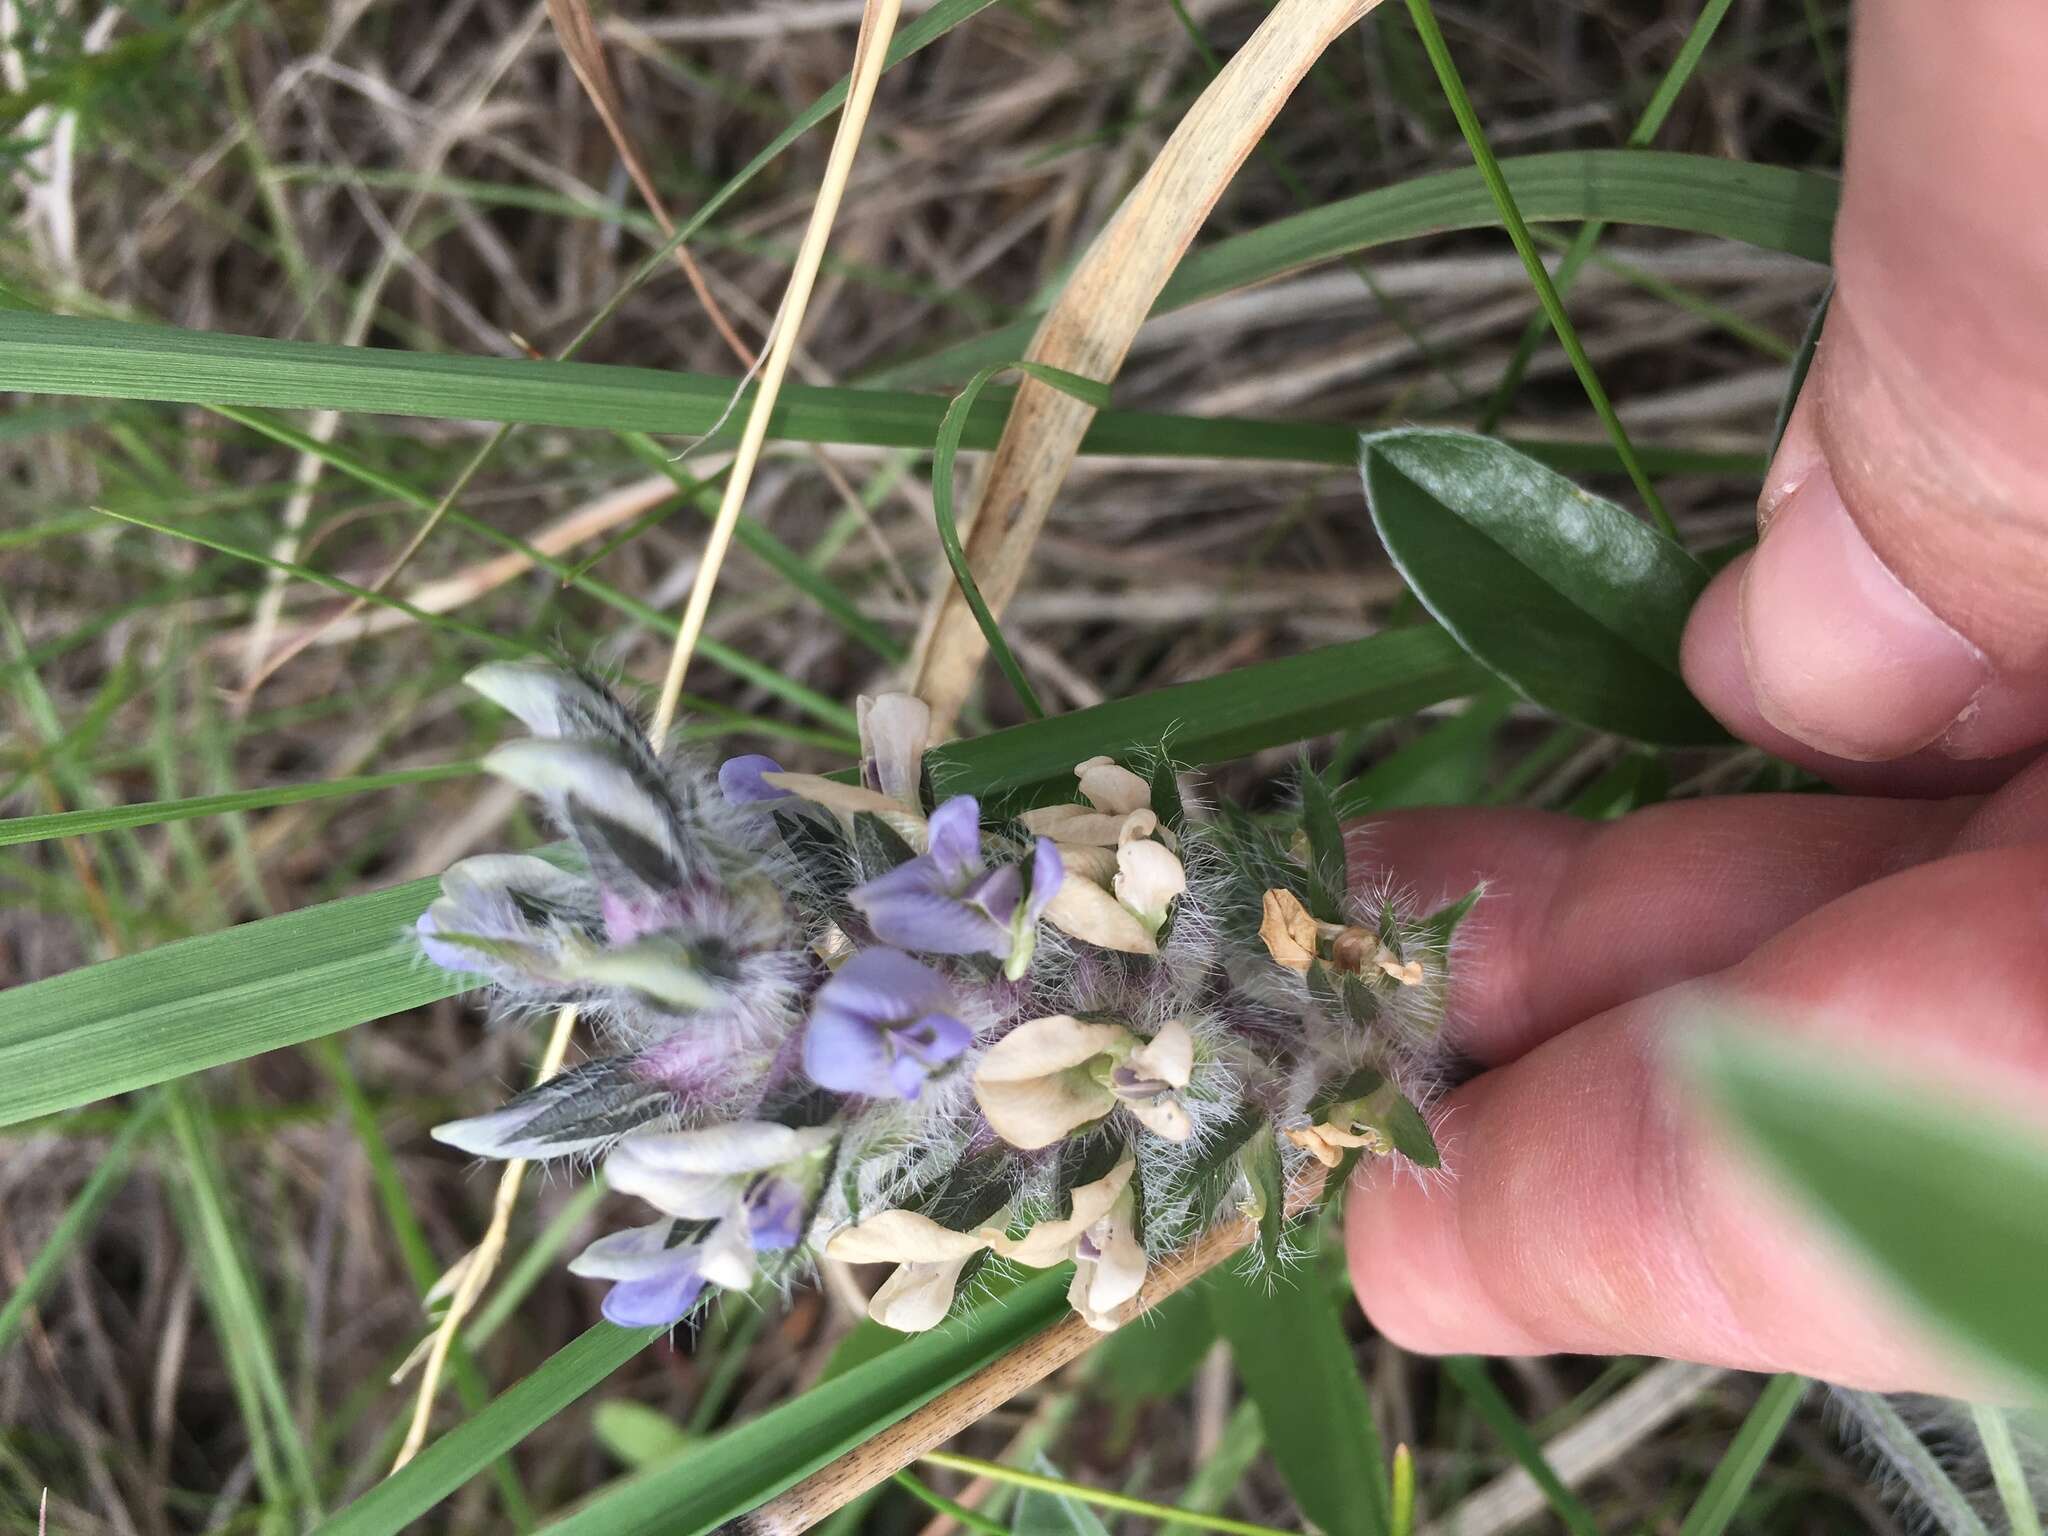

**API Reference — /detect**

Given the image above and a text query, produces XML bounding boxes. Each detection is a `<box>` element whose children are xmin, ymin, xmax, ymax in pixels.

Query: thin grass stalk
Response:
<box><xmin>390</xmin><ymin>0</ymin><xmax>904</xmax><ymax>1471</ymax></box>
<box><xmin>1401</xmin><ymin>0</ymin><xmax>1673</xmax><ymax>537</ymax></box>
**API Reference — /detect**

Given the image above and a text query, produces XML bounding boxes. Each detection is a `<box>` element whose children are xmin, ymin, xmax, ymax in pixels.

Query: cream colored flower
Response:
<box><xmin>758</xmin><ymin>692</ymin><xmax>934</xmax><ymax>849</ymax></box>
<box><xmin>1074</xmin><ymin>756</ymin><xmax>1150</xmax><ymax>815</ymax></box>
<box><xmin>972</xmin><ymin>1015</ymin><xmax>1131</xmax><ymax>1148</ymax></box>
<box><xmin>1018</xmin><ymin>803</ymin><xmax>1155</xmax><ymax>848</ymax></box>
<box><xmin>825</xmin><ymin>1205</ymin><xmax>1009</xmax><ymax>1334</ymax></box>
<box><xmin>1114</xmin><ymin>840</ymin><xmax>1185</xmax><ymax>936</ymax></box>
<box><xmin>1041</xmin><ymin>848</ymin><xmax>1157</xmax><ymax>955</ymax></box>
<box><xmin>973</xmin><ymin>1016</ymin><xmax>1194</xmax><ymax>1149</ymax></box>
<box><xmin>1285</xmin><ymin>1120</ymin><xmax>1390</xmax><ymax>1168</ymax></box>
<box><xmin>858</xmin><ymin>693</ymin><xmax>930</xmax><ymax>806</ymax></box>
<box><xmin>1065</xmin><ymin>1181</ymin><xmax>1147</xmax><ymax>1330</ymax></box>
<box><xmin>991</xmin><ymin>1157</ymin><xmax>1133</xmax><ymax>1266</ymax></box>
<box><xmin>1259</xmin><ymin>887</ymin><xmax>1319</xmax><ymax>972</ymax></box>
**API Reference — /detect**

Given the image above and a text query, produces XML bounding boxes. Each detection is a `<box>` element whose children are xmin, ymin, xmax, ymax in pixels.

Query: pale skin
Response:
<box><xmin>1344</xmin><ymin>0</ymin><xmax>2048</xmax><ymax>1391</ymax></box>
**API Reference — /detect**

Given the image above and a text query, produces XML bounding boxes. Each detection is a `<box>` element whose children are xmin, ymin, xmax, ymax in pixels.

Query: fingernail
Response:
<box><xmin>1739</xmin><ymin>461</ymin><xmax>1988</xmax><ymax>760</ymax></box>
<box><xmin>1758</xmin><ymin>387</ymin><xmax>1825</xmax><ymax>534</ymax></box>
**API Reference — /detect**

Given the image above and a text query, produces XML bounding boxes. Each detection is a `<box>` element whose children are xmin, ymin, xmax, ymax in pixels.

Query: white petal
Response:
<box><xmin>431</xmin><ymin>1105</ymin><xmax>579</xmax><ymax>1162</ymax></box>
<box><xmin>1042</xmin><ymin>873</ymin><xmax>1158</xmax><ymax>956</ymax></box>
<box><xmin>603</xmin><ymin>1160</ymin><xmax>738</xmax><ymax>1222</ymax></box>
<box><xmin>482</xmin><ymin>740</ymin><xmax>672</xmax><ymax>848</ymax></box>
<box><xmin>867</xmin><ymin>1254</ymin><xmax>973</xmax><ymax>1332</ymax></box>
<box><xmin>859</xmin><ymin>694</ymin><xmax>931</xmax><ymax>807</ymax></box>
<box><xmin>1071</xmin><ymin>1189</ymin><xmax>1147</xmax><ymax>1328</ymax></box>
<box><xmin>610</xmin><ymin>1122</ymin><xmax>833</xmax><ymax>1180</ymax></box>
<box><xmin>1122</xmin><ymin>1093</ymin><xmax>1192</xmax><ymax>1143</ymax></box>
<box><xmin>976</xmin><ymin>1016</ymin><xmax>1132</xmax><ymax>1082</ymax></box>
<box><xmin>1125</xmin><ymin>1019</ymin><xmax>1193</xmax><ymax>1089</ymax></box>
<box><xmin>995</xmin><ymin>1157</ymin><xmax>1134</xmax><ymax>1267</ymax></box>
<box><xmin>1113</xmin><ymin>841</ymin><xmax>1185</xmax><ymax>933</ymax></box>
<box><xmin>463</xmin><ymin>661</ymin><xmax>583</xmax><ymax>735</ymax></box>
<box><xmin>975</xmin><ymin>1074</ymin><xmax>1116</xmax><ymax>1151</ymax></box>
<box><xmin>440</xmin><ymin>853</ymin><xmax>585</xmax><ymax>909</ymax></box>
<box><xmin>696</xmin><ymin>1219</ymin><xmax>759</xmax><ymax>1291</ymax></box>
<box><xmin>1015</xmin><ymin>806</ymin><xmax>1146</xmax><ymax>856</ymax></box>
<box><xmin>824</xmin><ymin>1208</ymin><xmax>994</xmax><ymax>1265</ymax></box>
<box><xmin>759</xmin><ymin>772</ymin><xmax>928</xmax><ymax>850</ymax></box>
<box><xmin>1074</xmin><ymin>758</ymin><xmax>1151</xmax><ymax>816</ymax></box>
<box><xmin>568</xmin><ymin>1220</ymin><xmax>694</xmax><ymax>1281</ymax></box>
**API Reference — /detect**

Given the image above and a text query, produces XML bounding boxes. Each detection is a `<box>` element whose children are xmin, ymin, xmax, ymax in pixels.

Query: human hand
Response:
<box><xmin>1345</xmin><ymin>0</ymin><xmax>2048</xmax><ymax>1389</ymax></box>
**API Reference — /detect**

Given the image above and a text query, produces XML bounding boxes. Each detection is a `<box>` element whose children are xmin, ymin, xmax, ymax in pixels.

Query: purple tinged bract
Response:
<box><xmin>804</xmin><ymin>948</ymin><xmax>972</xmax><ymax>1100</ymax></box>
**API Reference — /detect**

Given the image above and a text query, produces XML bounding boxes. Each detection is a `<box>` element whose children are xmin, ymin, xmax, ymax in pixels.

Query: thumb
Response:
<box><xmin>1684</xmin><ymin>0</ymin><xmax>2048</xmax><ymax>764</ymax></box>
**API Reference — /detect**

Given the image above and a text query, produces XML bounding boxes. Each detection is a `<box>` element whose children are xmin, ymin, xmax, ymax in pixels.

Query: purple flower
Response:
<box><xmin>600</xmin><ymin>1241</ymin><xmax>710</xmax><ymax>1328</ymax></box>
<box><xmin>804</xmin><ymin>948</ymin><xmax>972</xmax><ymax>1100</ymax></box>
<box><xmin>849</xmin><ymin>798</ymin><xmax>1063</xmax><ymax>976</ymax></box>
<box><xmin>719</xmin><ymin>753</ymin><xmax>787</xmax><ymax>805</ymax></box>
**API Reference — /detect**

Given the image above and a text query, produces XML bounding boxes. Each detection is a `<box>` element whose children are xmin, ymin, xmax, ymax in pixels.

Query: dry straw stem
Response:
<box><xmin>738</xmin><ymin>1169</ymin><xmax>1328</xmax><ymax>1536</ymax></box>
<box><xmin>392</xmin><ymin>0</ymin><xmax>904</xmax><ymax>1472</ymax></box>
<box><xmin>652</xmin><ymin>0</ymin><xmax>905</xmax><ymax>730</ymax></box>
<box><xmin>908</xmin><ymin>0</ymin><xmax>1386</xmax><ymax>733</ymax></box>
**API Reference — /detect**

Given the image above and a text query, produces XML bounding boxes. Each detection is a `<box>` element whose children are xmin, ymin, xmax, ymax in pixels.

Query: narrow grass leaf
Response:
<box><xmin>0</xmin><ymin>762</ymin><xmax>477</xmax><ymax>847</ymax></box>
<box><xmin>1011</xmin><ymin>1455</ymin><xmax>1115</xmax><ymax>1536</ymax></box>
<box><xmin>1442</xmin><ymin>1356</ymin><xmax>1601</xmax><ymax>1536</ymax></box>
<box><xmin>1676</xmin><ymin>1375</ymin><xmax>1807</xmax><ymax>1536</ymax></box>
<box><xmin>308</xmin><ymin>1323</ymin><xmax>659</xmax><ymax>1536</ymax></box>
<box><xmin>1363</xmin><ymin>428</ymin><xmax>1723</xmax><ymax>744</ymax></box>
<box><xmin>929</xmin><ymin>362</ymin><xmax>1112</xmax><ymax>718</ymax></box>
<box><xmin>1690</xmin><ymin>1028</ymin><xmax>2048</xmax><ymax>1398</ymax></box>
<box><xmin>534</xmin><ymin>1271</ymin><xmax>1071</xmax><ymax>1536</ymax></box>
<box><xmin>167</xmin><ymin>1084</ymin><xmax>324</xmax><ymax>1517</ymax></box>
<box><xmin>0</xmin><ymin>1097</ymin><xmax>160</xmax><ymax>1356</ymax></box>
<box><xmin>884</xmin><ymin>151</ymin><xmax>1836</xmax><ymax>388</ymax></box>
<box><xmin>1970</xmin><ymin>1404</ymin><xmax>2044</xmax><ymax>1536</ymax></box>
<box><xmin>1207</xmin><ymin>1261</ymin><xmax>1390</xmax><ymax>1536</ymax></box>
<box><xmin>1401</xmin><ymin>0</ymin><xmax>1668</xmax><ymax>532</ymax></box>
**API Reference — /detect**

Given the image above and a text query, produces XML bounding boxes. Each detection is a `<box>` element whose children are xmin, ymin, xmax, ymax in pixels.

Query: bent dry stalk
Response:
<box><xmin>413</xmin><ymin>662</ymin><xmax>1474</xmax><ymax>1351</ymax></box>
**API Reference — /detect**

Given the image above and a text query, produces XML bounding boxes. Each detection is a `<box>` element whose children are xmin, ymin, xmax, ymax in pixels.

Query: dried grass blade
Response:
<box><xmin>908</xmin><ymin>0</ymin><xmax>1385</xmax><ymax>732</ymax></box>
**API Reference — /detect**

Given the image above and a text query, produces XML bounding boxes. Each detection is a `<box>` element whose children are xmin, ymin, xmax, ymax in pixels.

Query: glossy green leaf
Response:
<box><xmin>1690</xmin><ymin>1028</ymin><xmax>2048</xmax><ymax>1398</ymax></box>
<box><xmin>1363</xmin><ymin>428</ymin><xmax>1724</xmax><ymax>744</ymax></box>
<box><xmin>1208</xmin><ymin>1259</ymin><xmax>1389</xmax><ymax>1536</ymax></box>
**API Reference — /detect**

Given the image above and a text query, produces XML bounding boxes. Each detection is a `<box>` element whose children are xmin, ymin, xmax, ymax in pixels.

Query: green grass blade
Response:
<box><xmin>1401</xmin><ymin>0</ymin><xmax>1670</xmax><ymax>535</ymax></box>
<box><xmin>167</xmin><ymin>1083</ymin><xmax>324</xmax><ymax>1517</ymax></box>
<box><xmin>1442</xmin><ymin>1356</ymin><xmax>1601</xmax><ymax>1536</ymax></box>
<box><xmin>0</xmin><ymin>762</ymin><xmax>477</xmax><ymax>847</ymax></box>
<box><xmin>918</xmin><ymin>1453</ymin><xmax>1295</xmax><ymax>1536</ymax></box>
<box><xmin>1477</xmin><ymin>0</ymin><xmax>1739</xmax><ymax>428</ymax></box>
<box><xmin>1207</xmin><ymin>1262</ymin><xmax>1390</xmax><ymax>1536</ymax></box>
<box><xmin>1970</xmin><ymin>1404</ymin><xmax>2044</xmax><ymax>1536</ymax></box>
<box><xmin>1676</xmin><ymin>1375</ymin><xmax>1808</xmax><ymax>1536</ymax></box>
<box><xmin>308</xmin><ymin>1323</ymin><xmax>659</xmax><ymax>1536</ymax></box>
<box><xmin>533</xmin><ymin>1271</ymin><xmax>1073</xmax><ymax>1536</ymax></box>
<box><xmin>880</xmin><ymin>151</ymin><xmax>1837</xmax><ymax>388</ymax></box>
<box><xmin>0</xmin><ymin>1097</ymin><xmax>161</xmax><ymax>1357</ymax></box>
<box><xmin>929</xmin><ymin>361</ymin><xmax>1112</xmax><ymax>719</ymax></box>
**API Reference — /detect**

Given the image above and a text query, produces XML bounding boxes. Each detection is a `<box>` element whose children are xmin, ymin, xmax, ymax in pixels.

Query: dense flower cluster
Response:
<box><xmin>420</xmin><ymin>665</ymin><xmax>1472</xmax><ymax>1334</ymax></box>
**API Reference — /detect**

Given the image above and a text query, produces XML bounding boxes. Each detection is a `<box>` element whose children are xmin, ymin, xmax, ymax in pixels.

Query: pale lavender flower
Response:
<box><xmin>573</xmin><ymin>1183</ymin><xmax>803</xmax><ymax>1328</ymax></box>
<box><xmin>804</xmin><ymin>948</ymin><xmax>971</xmax><ymax>1100</ymax></box>
<box><xmin>719</xmin><ymin>754</ymin><xmax>787</xmax><ymax>806</ymax></box>
<box><xmin>849</xmin><ymin>796</ymin><xmax>1062</xmax><ymax>976</ymax></box>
